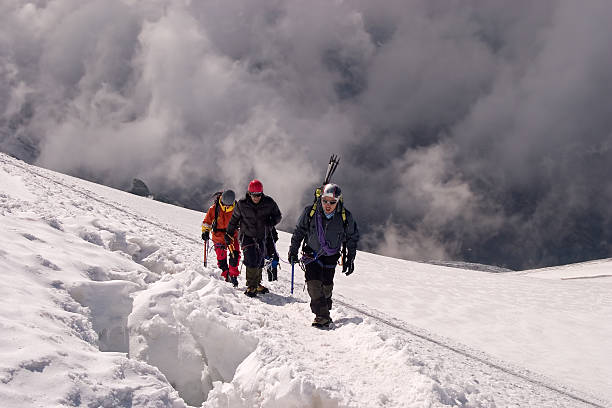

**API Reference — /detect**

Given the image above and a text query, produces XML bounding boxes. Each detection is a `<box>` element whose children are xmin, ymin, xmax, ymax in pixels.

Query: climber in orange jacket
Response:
<box><xmin>202</xmin><ymin>190</ymin><xmax>240</xmax><ymax>286</ymax></box>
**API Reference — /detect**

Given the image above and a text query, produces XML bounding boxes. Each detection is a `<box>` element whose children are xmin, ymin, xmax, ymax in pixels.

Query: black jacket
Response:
<box><xmin>289</xmin><ymin>202</ymin><xmax>359</xmax><ymax>257</ymax></box>
<box><xmin>226</xmin><ymin>194</ymin><xmax>282</xmax><ymax>241</ymax></box>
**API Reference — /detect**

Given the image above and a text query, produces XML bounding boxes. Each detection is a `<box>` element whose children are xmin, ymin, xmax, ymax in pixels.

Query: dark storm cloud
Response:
<box><xmin>2</xmin><ymin>0</ymin><xmax>612</xmax><ymax>269</ymax></box>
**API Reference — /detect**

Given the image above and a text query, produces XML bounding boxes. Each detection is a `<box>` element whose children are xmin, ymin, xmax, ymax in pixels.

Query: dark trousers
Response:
<box><xmin>305</xmin><ymin>253</ymin><xmax>340</xmax><ymax>318</ymax></box>
<box><xmin>265</xmin><ymin>234</ymin><xmax>279</xmax><ymax>280</ymax></box>
<box><xmin>213</xmin><ymin>241</ymin><xmax>241</xmax><ymax>277</ymax></box>
<box><xmin>241</xmin><ymin>235</ymin><xmax>265</xmax><ymax>287</ymax></box>
<box><xmin>241</xmin><ymin>236</ymin><xmax>265</xmax><ymax>268</ymax></box>
<box><xmin>265</xmin><ymin>235</ymin><xmax>279</xmax><ymax>262</ymax></box>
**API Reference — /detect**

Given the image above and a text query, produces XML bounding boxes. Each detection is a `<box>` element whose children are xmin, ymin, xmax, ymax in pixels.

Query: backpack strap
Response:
<box><xmin>308</xmin><ymin>186</ymin><xmax>323</xmax><ymax>218</ymax></box>
<box><xmin>211</xmin><ymin>192</ymin><xmax>225</xmax><ymax>233</ymax></box>
<box><xmin>339</xmin><ymin>197</ymin><xmax>347</xmax><ymax>227</ymax></box>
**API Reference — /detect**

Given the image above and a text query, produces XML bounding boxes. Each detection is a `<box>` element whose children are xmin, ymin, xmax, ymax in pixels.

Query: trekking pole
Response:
<box><xmin>291</xmin><ymin>261</ymin><xmax>295</xmax><ymax>294</ymax></box>
<box><xmin>203</xmin><ymin>238</ymin><xmax>208</xmax><ymax>267</ymax></box>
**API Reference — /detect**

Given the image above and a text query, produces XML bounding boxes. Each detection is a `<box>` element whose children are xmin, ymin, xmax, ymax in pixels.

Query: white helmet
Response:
<box><xmin>321</xmin><ymin>183</ymin><xmax>342</xmax><ymax>200</ymax></box>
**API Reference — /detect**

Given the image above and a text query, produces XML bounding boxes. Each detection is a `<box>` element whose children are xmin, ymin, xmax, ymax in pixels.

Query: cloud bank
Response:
<box><xmin>2</xmin><ymin>0</ymin><xmax>612</xmax><ymax>269</ymax></box>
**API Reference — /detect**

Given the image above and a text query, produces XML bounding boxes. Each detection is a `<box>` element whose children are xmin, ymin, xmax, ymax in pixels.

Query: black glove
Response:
<box><xmin>343</xmin><ymin>250</ymin><xmax>355</xmax><ymax>276</ymax></box>
<box><xmin>224</xmin><ymin>233</ymin><xmax>233</xmax><ymax>246</ymax></box>
<box><xmin>202</xmin><ymin>231</ymin><xmax>210</xmax><ymax>241</ymax></box>
<box><xmin>288</xmin><ymin>250</ymin><xmax>299</xmax><ymax>264</ymax></box>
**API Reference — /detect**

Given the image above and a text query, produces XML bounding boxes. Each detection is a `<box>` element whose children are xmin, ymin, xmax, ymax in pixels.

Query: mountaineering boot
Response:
<box><xmin>256</xmin><ymin>284</ymin><xmax>269</xmax><ymax>294</ymax></box>
<box><xmin>230</xmin><ymin>275</ymin><xmax>238</xmax><ymax>287</ymax></box>
<box><xmin>244</xmin><ymin>286</ymin><xmax>257</xmax><ymax>297</ymax></box>
<box><xmin>312</xmin><ymin>316</ymin><xmax>332</xmax><ymax>328</ymax></box>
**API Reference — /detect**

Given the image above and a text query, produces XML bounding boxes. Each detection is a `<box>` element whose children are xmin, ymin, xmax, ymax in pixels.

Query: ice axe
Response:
<box><xmin>203</xmin><ymin>238</ymin><xmax>209</xmax><ymax>267</ymax></box>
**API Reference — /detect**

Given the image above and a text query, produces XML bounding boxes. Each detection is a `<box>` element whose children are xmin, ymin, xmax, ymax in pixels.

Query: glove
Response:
<box><xmin>343</xmin><ymin>259</ymin><xmax>355</xmax><ymax>276</ymax></box>
<box><xmin>202</xmin><ymin>231</ymin><xmax>210</xmax><ymax>241</ymax></box>
<box><xmin>224</xmin><ymin>233</ymin><xmax>233</xmax><ymax>246</ymax></box>
<box><xmin>343</xmin><ymin>251</ymin><xmax>355</xmax><ymax>276</ymax></box>
<box><xmin>288</xmin><ymin>250</ymin><xmax>299</xmax><ymax>264</ymax></box>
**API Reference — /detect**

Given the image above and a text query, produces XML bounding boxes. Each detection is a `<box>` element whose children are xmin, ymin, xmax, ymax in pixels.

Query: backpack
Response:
<box><xmin>210</xmin><ymin>191</ymin><xmax>225</xmax><ymax>233</ymax></box>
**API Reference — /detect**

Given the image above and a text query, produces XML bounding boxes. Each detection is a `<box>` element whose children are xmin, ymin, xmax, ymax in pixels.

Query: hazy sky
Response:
<box><xmin>2</xmin><ymin>0</ymin><xmax>612</xmax><ymax>269</ymax></box>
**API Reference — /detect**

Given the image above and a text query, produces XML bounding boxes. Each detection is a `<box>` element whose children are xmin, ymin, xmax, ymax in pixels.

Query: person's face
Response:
<box><xmin>321</xmin><ymin>197</ymin><xmax>338</xmax><ymax>215</ymax></box>
<box><xmin>250</xmin><ymin>192</ymin><xmax>262</xmax><ymax>203</ymax></box>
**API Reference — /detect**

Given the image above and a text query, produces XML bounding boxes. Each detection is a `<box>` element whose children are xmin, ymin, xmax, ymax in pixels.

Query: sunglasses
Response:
<box><xmin>249</xmin><ymin>192</ymin><xmax>263</xmax><ymax>197</ymax></box>
<box><xmin>321</xmin><ymin>199</ymin><xmax>337</xmax><ymax>205</ymax></box>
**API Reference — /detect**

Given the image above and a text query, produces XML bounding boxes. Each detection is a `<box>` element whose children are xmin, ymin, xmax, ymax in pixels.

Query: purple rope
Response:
<box><xmin>316</xmin><ymin>208</ymin><xmax>338</xmax><ymax>256</ymax></box>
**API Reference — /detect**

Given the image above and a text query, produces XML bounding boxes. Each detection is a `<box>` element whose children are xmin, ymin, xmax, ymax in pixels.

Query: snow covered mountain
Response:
<box><xmin>0</xmin><ymin>152</ymin><xmax>610</xmax><ymax>408</ymax></box>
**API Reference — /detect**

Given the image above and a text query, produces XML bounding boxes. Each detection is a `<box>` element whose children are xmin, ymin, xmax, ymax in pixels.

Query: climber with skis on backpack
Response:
<box><xmin>201</xmin><ymin>190</ymin><xmax>241</xmax><ymax>287</ymax></box>
<box><xmin>288</xmin><ymin>183</ymin><xmax>359</xmax><ymax>328</ymax></box>
<box><xmin>225</xmin><ymin>179</ymin><xmax>282</xmax><ymax>297</ymax></box>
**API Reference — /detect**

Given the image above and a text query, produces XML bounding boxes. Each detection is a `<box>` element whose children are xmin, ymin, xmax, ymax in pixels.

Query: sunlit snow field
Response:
<box><xmin>1</xmin><ymin>153</ymin><xmax>610</xmax><ymax>407</ymax></box>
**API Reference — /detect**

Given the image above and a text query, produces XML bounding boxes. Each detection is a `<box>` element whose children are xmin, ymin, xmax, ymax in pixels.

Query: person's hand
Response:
<box><xmin>343</xmin><ymin>251</ymin><xmax>355</xmax><ymax>276</ymax></box>
<box><xmin>288</xmin><ymin>251</ymin><xmax>299</xmax><ymax>264</ymax></box>
<box><xmin>224</xmin><ymin>233</ymin><xmax>233</xmax><ymax>246</ymax></box>
<box><xmin>202</xmin><ymin>231</ymin><xmax>210</xmax><ymax>241</ymax></box>
<box><xmin>271</xmin><ymin>228</ymin><xmax>279</xmax><ymax>242</ymax></box>
<box><xmin>343</xmin><ymin>261</ymin><xmax>354</xmax><ymax>276</ymax></box>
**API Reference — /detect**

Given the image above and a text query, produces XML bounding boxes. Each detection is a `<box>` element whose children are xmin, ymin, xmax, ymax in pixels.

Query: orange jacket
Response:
<box><xmin>202</xmin><ymin>199</ymin><xmax>238</xmax><ymax>245</ymax></box>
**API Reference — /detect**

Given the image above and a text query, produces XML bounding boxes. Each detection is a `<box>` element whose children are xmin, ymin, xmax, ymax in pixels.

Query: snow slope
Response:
<box><xmin>0</xmin><ymin>153</ymin><xmax>610</xmax><ymax>407</ymax></box>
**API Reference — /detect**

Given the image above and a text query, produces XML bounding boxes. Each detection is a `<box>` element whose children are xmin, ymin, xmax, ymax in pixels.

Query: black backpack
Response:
<box><xmin>210</xmin><ymin>191</ymin><xmax>226</xmax><ymax>233</ymax></box>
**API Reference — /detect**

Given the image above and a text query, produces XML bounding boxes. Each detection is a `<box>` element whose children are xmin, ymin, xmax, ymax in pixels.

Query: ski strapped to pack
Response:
<box><xmin>308</xmin><ymin>155</ymin><xmax>347</xmax><ymax>225</ymax></box>
<box><xmin>308</xmin><ymin>154</ymin><xmax>339</xmax><ymax>218</ymax></box>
